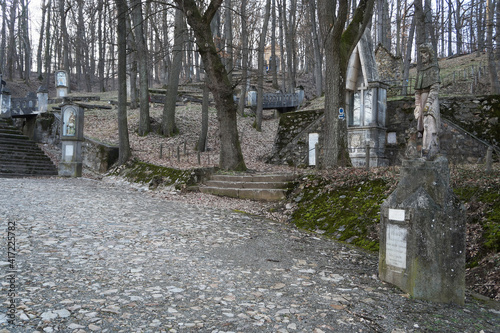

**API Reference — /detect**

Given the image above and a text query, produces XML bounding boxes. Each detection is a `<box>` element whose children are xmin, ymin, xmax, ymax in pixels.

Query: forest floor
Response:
<box><xmin>5</xmin><ymin>51</ymin><xmax>500</xmax><ymax>304</ymax></box>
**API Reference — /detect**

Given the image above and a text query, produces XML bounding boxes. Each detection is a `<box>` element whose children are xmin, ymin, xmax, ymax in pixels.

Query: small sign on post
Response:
<box><xmin>338</xmin><ymin>108</ymin><xmax>345</xmax><ymax>120</ymax></box>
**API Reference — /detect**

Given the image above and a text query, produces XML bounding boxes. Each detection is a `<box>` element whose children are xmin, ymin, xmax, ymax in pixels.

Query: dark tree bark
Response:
<box><xmin>20</xmin><ymin>0</ymin><xmax>31</xmax><ymax>84</ymax></box>
<box><xmin>161</xmin><ymin>7</ymin><xmax>184</xmax><ymax>137</ymax></box>
<box><xmin>131</xmin><ymin>0</ymin><xmax>151</xmax><ymax>136</ymax></box>
<box><xmin>476</xmin><ymin>0</ymin><xmax>484</xmax><ymax>55</ymax></box>
<box><xmin>114</xmin><ymin>0</ymin><xmax>131</xmax><ymax>164</ymax></box>
<box><xmin>174</xmin><ymin>0</ymin><xmax>246</xmax><ymax>171</ymax></box>
<box><xmin>237</xmin><ymin>0</ymin><xmax>249</xmax><ymax>116</ymax></box>
<box><xmin>37</xmin><ymin>0</ymin><xmax>47</xmax><ymax>80</ymax></box>
<box><xmin>486</xmin><ymin>0</ymin><xmax>500</xmax><ymax>93</ymax></box>
<box><xmin>224</xmin><ymin>0</ymin><xmax>233</xmax><ymax>84</ymax></box>
<box><xmin>59</xmin><ymin>0</ymin><xmax>71</xmax><ymax>92</ymax></box>
<box><xmin>6</xmin><ymin>0</ymin><xmax>18</xmax><ymax>80</ymax></box>
<box><xmin>43</xmin><ymin>0</ymin><xmax>52</xmax><ymax>89</ymax></box>
<box><xmin>401</xmin><ymin>14</ymin><xmax>416</xmax><ymax>96</ymax></box>
<box><xmin>126</xmin><ymin>15</ymin><xmax>138</xmax><ymax>109</ymax></box>
<box><xmin>97</xmin><ymin>0</ymin><xmax>105</xmax><ymax>92</ymax></box>
<box><xmin>309</xmin><ymin>0</ymin><xmax>322</xmax><ymax>96</ymax></box>
<box><xmin>75</xmin><ymin>0</ymin><xmax>85</xmax><ymax>89</ymax></box>
<box><xmin>271</xmin><ymin>0</ymin><xmax>278</xmax><ymax>88</ymax></box>
<box><xmin>197</xmin><ymin>73</ymin><xmax>209</xmax><ymax>152</ymax></box>
<box><xmin>256</xmin><ymin>0</ymin><xmax>271</xmax><ymax>132</ymax></box>
<box><xmin>318</xmin><ymin>0</ymin><xmax>375</xmax><ymax>168</ymax></box>
<box><xmin>0</xmin><ymin>0</ymin><xmax>6</xmax><ymax>74</ymax></box>
<box><xmin>278</xmin><ymin>0</ymin><xmax>286</xmax><ymax>92</ymax></box>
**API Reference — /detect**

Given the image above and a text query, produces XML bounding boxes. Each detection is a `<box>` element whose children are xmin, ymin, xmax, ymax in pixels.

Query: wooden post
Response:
<box><xmin>177</xmin><ymin>146</ymin><xmax>180</xmax><ymax>162</ymax></box>
<box><xmin>365</xmin><ymin>143</ymin><xmax>371</xmax><ymax>170</ymax></box>
<box><xmin>486</xmin><ymin>147</ymin><xmax>493</xmax><ymax>172</ymax></box>
<box><xmin>198</xmin><ymin>151</ymin><xmax>201</xmax><ymax>165</ymax></box>
<box><xmin>159</xmin><ymin>143</ymin><xmax>163</xmax><ymax>159</ymax></box>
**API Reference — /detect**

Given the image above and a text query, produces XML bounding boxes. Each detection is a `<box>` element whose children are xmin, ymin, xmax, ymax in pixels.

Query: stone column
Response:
<box><xmin>379</xmin><ymin>156</ymin><xmax>466</xmax><ymax>305</ymax></box>
<box><xmin>0</xmin><ymin>87</ymin><xmax>11</xmax><ymax>118</ymax></box>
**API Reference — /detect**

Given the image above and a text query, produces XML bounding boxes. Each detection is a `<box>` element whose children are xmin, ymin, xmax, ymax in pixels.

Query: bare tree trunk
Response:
<box><xmin>161</xmin><ymin>8</ymin><xmax>184</xmax><ymax>137</ymax></box>
<box><xmin>114</xmin><ymin>0</ymin><xmax>131</xmax><ymax>164</ymax></box>
<box><xmin>7</xmin><ymin>0</ymin><xmax>18</xmax><ymax>80</ymax></box>
<box><xmin>476</xmin><ymin>0</ymin><xmax>484</xmax><ymax>56</ymax></box>
<box><xmin>496</xmin><ymin>0</ymin><xmax>500</xmax><ymax>61</ymax></box>
<box><xmin>454</xmin><ymin>0</ymin><xmax>463</xmax><ymax>54</ymax></box>
<box><xmin>396</xmin><ymin>0</ymin><xmax>401</xmax><ymax>56</ymax></box>
<box><xmin>278</xmin><ymin>0</ymin><xmax>286</xmax><ymax>92</ymax></box>
<box><xmin>0</xmin><ymin>0</ymin><xmax>7</xmax><ymax>73</ymax></box>
<box><xmin>256</xmin><ymin>0</ymin><xmax>271</xmax><ymax>132</ymax></box>
<box><xmin>175</xmin><ymin>0</ymin><xmax>246</xmax><ymax>171</ymax></box>
<box><xmin>43</xmin><ymin>0</ymin><xmax>52</xmax><ymax>89</ymax></box>
<box><xmin>197</xmin><ymin>73</ymin><xmax>209</xmax><ymax>152</ymax></box>
<box><xmin>238</xmin><ymin>0</ymin><xmax>249</xmax><ymax>116</ymax></box>
<box><xmin>37</xmin><ymin>0</ymin><xmax>46</xmax><ymax>80</ymax></box>
<box><xmin>59</xmin><ymin>0</ymin><xmax>70</xmax><ymax>92</ymax></box>
<box><xmin>131</xmin><ymin>0</ymin><xmax>150</xmax><ymax>136</ymax></box>
<box><xmin>75</xmin><ymin>0</ymin><xmax>85</xmax><ymax>90</ymax></box>
<box><xmin>126</xmin><ymin>15</ymin><xmax>138</xmax><ymax>109</ymax></box>
<box><xmin>271</xmin><ymin>0</ymin><xmax>278</xmax><ymax>88</ymax></box>
<box><xmin>309</xmin><ymin>0</ymin><xmax>323</xmax><ymax>96</ymax></box>
<box><xmin>20</xmin><ymin>0</ymin><xmax>31</xmax><ymax>84</ymax></box>
<box><xmin>97</xmin><ymin>1</ymin><xmax>105</xmax><ymax>92</ymax></box>
<box><xmin>447</xmin><ymin>0</ymin><xmax>453</xmax><ymax>56</ymax></box>
<box><xmin>224</xmin><ymin>0</ymin><xmax>233</xmax><ymax>84</ymax></box>
<box><xmin>486</xmin><ymin>0</ymin><xmax>500</xmax><ymax>93</ymax></box>
<box><xmin>401</xmin><ymin>15</ymin><xmax>415</xmax><ymax>96</ymax></box>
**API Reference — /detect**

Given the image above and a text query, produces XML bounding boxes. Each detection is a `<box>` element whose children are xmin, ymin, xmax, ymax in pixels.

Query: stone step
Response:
<box><xmin>210</xmin><ymin>174</ymin><xmax>295</xmax><ymax>183</ymax></box>
<box><xmin>204</xmin><ymin>180</ymin><xmax>290</xmax><ymax>189</ymax></box>
<box><xmin>200</xmin><ymin>173</ymin><xmax>295</xmax><ymax>201</ymax></box>
<box><xmin>199</xmin><ymin>187</ymin><xmax>287</xmax><ymax>201</ymax></box>
<box><xmin>0</xmin><ymin>120</ymin><xmax>58</xmax><ymax>177</ymax></box>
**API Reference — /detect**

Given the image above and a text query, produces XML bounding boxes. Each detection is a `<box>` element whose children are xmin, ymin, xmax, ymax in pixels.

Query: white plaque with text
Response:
<box><xmin>388</xmin><ymin>208</ymin><xmax>405</xmax><ymax>221</ymax></box>
<box><xmin>386</xmin><ymin>224</ymin><xmax>407</xmax><ymax>269</ymax></box>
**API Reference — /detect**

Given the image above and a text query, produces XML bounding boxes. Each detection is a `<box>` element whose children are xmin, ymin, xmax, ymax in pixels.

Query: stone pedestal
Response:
<box><xmin>379</xmin><ymin>156</ymin><xmax>466</xmax><ymax>305</ymax></box>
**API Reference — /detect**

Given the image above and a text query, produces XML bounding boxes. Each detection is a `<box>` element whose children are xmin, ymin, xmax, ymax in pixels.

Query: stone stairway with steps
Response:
<box><xmin>199</xmin><ymin>173</ymin><xmax>296</xmax><ymax>201</ymax></box>
<box><xmin>0</xmin><ymin>118</ymin><xmax>58</xmax><ymax>177</ymax></box>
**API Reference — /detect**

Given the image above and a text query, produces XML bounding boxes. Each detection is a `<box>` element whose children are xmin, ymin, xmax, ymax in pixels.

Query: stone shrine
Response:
<box><xmin>59</xmin><ymin>104</ymin><xmax>84</xmax><ymax>177</ymax></box>
<box><xmin>55</xmin><ymin>70</ymin><xmax>69</xmax><ymax>97</ymax></box>
<box><xmin>345</xmin><ymin>29</ymin><xmax>388</xmax><ymax>167</ymax></box>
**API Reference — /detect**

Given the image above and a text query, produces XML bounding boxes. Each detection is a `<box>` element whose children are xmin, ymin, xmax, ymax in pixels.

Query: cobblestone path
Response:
<box><xmin>0</xmin><ymin>178</ymin><xmax>498</xmax><ymax>333</ymax></box>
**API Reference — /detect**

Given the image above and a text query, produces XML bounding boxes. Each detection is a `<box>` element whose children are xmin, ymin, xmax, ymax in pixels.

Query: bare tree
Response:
<box><xmin>237</xmin><ymin>0</ymin><xmax>249</xmax><ymax>116</ymax></box>
<box><xmin>318</xmin><ymin>0</ymin><xmax>375</xmax><ymax>168</ymax></box>
<box><xmin>161</xmin><ymin>7</ymin><xmax>185</xmax><ymax>137</ymax></box>
<box><xmin>256</xmin><ymin>0</ymin><xmax>271</xmax><ymax>132</ymax></box>
<box><xmin>174</xmin><ymin>0</ymin><xmax>246</xmax><ymax>171</ymax></box>
<box><xmin>114</xmin><ymin>0</ymin><xmax>131</xmax><ymax>164</ymax></box>
<box><xmin>131</xmin><ymin>0</ymin><xmax>151</xmax><ymax>136</ymax></box>
<box><xmin>309</xmin><ymin>0</ymin><xmax>322</xmax><ymax>96</ymax></box>
<box><xmin>6</xmin><ymin>0</ymin><xmax>18</xmax><ymax>80</ymax></box>
<box><xmin>486</xmin><ymin>0</ymin><xmax>500</xmax><ymax>93</ymax></box>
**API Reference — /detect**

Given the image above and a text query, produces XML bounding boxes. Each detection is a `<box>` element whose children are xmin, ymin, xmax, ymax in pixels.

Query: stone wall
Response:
<box><xmin>83</xmin><ymin>138</ymin><xmax>119</xmax><ymax>173</ymax></box>
<box><xmin>375</xmin><ymin>45</ymin><xmax>402</xmax><ymax>82</ymax></box>
<box><xmin>270</xmin><ymin>96</ymin><xmax>499</xmax><ymax>166</ymax></box>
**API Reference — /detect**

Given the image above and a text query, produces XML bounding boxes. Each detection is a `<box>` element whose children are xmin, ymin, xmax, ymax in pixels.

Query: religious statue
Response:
<box><xmin>65</xmin><ymin>111</ymin><xmax>76</xmax><ymax>136</ymax></box>
<box><xmin>414</xmin><ymin>43</ymin><xmax>440</xmax><ymax>158</ymax></box>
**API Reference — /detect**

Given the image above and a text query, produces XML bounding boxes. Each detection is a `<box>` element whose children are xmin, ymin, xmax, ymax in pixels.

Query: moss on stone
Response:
<box><xmin>118</xmin><ymin>160</ymin><xmax>193</xmax><ymax>190</ymax></box>
<box><xmin>290</xmin><ymin>175</ymin><xmax>390</xmax><ymax>252</ymax></box>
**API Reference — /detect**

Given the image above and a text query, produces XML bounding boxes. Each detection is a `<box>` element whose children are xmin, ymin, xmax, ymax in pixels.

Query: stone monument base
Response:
<box><xmin>379</xmin><ymin>156</ymin><xmax>465</xmax><ymax>305</ymax></box>
<box><xmin>59</xmin><ymin>162</ymin><xmax>82</xmax><ymax>177</ymax></box>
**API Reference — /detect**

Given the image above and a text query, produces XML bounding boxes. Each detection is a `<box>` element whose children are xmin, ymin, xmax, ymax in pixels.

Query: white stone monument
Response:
<box><xmin>59</xmin><ymin>104</ymin><xmax>84</xmax><ymax>177</ymax></box>
<box><xmin>55</xmin><ymin>70</ymin><xmax>68</xmax><ymax>97</ymax></box>
<box><xmin>345</xmin><ymin>29</ymin><xmax>388</xmax><ymax>167</ymax></box>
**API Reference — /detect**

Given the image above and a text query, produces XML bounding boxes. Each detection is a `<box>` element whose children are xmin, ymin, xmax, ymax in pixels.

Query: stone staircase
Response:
<box><xmin>0</xmin><ymin>118</ymin><xmax>58</xmax><ymax>177</ymax></box>
<box><xmin>199</xmin><ymin>173</ymin><xmax>296</xmax><ymax>201</ymax></box>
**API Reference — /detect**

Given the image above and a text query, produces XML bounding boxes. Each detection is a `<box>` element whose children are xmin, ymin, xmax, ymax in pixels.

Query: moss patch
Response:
<box><xmin>116</xmin><ymin>160</ymin><xmax>193</xmax><ymax>190</ymax></box>
<box><xmin>290</xmin><ymin>171</ymin><xmax>395</xmax><ymax>252</ymax></box>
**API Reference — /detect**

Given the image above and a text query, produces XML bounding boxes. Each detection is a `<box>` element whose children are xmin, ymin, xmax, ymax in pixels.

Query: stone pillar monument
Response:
<box><xmin>59</xmin><ymin>104</ymin><xmax>84</xmax><ymax>177</ymax></box>
<box><xmin>378</xmin><ymin>43</ymin><xmax>466</xmax><ymax>305</ymax></box>
<box><xmin>37</xmin><ymin>86</ymin><xmax>49</xmax><ymax>113</ymax></box>
<box><xmin>55</xmin><ymin>70</ymin><xmax>69</xmax><ymax>97</ymax></box>
<box><xmin>0</xmin><ymin>86</ymin><xmax>11</xmax><ymax>118</ymax></box>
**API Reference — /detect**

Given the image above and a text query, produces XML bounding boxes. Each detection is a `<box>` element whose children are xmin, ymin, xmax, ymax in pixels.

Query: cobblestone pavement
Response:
<box><xmin>0</xmin><ymin>178</ymin><xmax>499</xmax><ymax>333</ymax></box>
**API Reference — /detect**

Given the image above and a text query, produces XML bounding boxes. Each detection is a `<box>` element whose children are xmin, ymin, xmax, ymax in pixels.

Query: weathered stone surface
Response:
<box><xmin>379</xmin><ymin>156</ymin><xmax>466</xmax><ymax>305</ymax></box>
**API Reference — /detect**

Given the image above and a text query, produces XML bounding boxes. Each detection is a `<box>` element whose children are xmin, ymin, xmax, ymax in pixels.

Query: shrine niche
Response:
<box><xmin>345</xmin><ymin>29</ymin><xmax>388</xmax><ymax>167</ymax></box>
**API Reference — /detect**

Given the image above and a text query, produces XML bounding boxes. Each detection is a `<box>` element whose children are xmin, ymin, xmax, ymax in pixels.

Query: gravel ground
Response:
<box><xmin>0</xmin><ymin>177</ymin><xmax>499</xmax><ymax>333</ymax></box>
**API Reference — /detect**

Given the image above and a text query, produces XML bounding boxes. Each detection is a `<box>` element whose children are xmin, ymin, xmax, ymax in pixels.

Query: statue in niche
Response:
<box><xmin>65</xmin><ymin>110</ymin><xmax>76</xmax><ymax>136</ymax></box>
<box><xmin>413</xmin><ymin>43</ymin><xmax>440</xmax><ymax>158</ymax></box>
